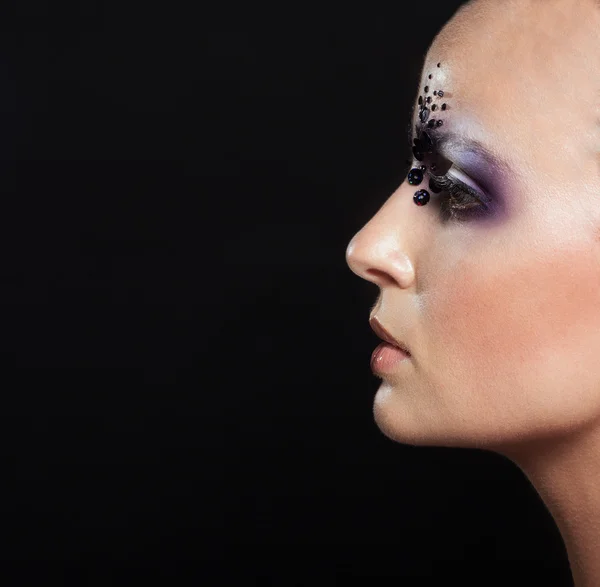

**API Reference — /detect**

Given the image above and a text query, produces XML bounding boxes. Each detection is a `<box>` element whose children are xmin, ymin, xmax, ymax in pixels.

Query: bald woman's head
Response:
<box><xmin>344</xmin><ymin>4</ymin><xmax>600</xmax><ymax>583</ymax></box>
<box><xmin>346</xmin><ymin>0</ymin><xmax>600</xmax><ymax>455</ymax></box>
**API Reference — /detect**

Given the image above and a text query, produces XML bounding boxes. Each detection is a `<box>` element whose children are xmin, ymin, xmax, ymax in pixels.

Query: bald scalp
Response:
<box><xmin>436</xmin><ymin>0</ymin><xmax>600</xmax><ymax>53</ymax></box>
<box><xmin>429</xmin><ymin>0</ymin><xmax>600</xmax><ymax>180</ymax></box>
<box><xmin>459</xmin><ymin>0</ymin><xmax>600</xmax><ymax>12</ymax></box>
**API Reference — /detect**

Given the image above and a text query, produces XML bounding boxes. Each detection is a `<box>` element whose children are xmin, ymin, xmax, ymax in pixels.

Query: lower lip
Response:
<box><xmin>371</xmin><ymin>342</ymin><xmax>411</xmax><ymax>374</ymax></box>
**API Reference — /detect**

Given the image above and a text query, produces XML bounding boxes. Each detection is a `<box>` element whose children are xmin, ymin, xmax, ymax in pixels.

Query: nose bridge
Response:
<box><xmin>346</xmin><ymin>183</ymin><xmax>420</xmax><ymax>288</ymax></box>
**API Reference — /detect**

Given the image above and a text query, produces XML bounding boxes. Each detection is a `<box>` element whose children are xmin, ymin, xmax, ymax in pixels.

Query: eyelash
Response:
<box><xmin>429</xmin><ymin>173</ymin><xmax>488</xmax><ymax>222</ymax></box>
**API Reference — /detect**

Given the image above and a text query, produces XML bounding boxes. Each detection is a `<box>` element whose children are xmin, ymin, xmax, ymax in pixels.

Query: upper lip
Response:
<box><xmin>369</xmin><ymin>316</ymin><xmax>410</xmax><ymax>354</ymax></box>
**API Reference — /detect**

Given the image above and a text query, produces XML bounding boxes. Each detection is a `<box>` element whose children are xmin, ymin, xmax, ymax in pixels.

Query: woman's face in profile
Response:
<box><xmin>346</xmin><ymin>0</ymin><xmax>600</xmax><ymax>452</ymax></box>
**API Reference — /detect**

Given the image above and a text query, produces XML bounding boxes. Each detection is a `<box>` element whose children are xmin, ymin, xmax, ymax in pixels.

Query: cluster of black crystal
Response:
<box><xmin>412</xmin><ymin>129</ymin><xmax>434</xmax><ymax>162</ymax></box>
<box><xmin>409</xmin><ymin>62</ymin><xmax>450</xmax><ymax>207</ymax></box>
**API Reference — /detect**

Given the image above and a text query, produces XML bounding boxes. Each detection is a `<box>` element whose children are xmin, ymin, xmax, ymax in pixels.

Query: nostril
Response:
<box><xmin>365</xmin><ymin>268</ymin><xmax>395</xmax><ymax>286</ymax></box>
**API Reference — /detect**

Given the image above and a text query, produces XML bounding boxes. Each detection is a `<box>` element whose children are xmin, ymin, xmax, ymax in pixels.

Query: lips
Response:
<box><xmin>369</xmin><ymin>316</ymin><xmax>410</xmax><ymax>355</ymax></box>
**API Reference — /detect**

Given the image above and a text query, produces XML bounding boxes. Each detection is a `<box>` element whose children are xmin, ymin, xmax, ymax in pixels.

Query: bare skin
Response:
<box><xmin>345</xmin><ymin>0</ymin><xmax>600</xmax><ymax>584</ymax></box>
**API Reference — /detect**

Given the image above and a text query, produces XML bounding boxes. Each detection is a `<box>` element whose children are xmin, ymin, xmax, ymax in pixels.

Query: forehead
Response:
<box><xmin>419</xmin><ymin>0</ymin><xmax>600</xmax><ymax>178</ymax></box>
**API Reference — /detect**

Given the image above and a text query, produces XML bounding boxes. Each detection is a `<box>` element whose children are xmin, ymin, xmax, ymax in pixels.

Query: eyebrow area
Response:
<box><xmin>409</xmin><ymin>118</ymin><xmax>510</xmax><ymax>174</ymax></box>
<box><xmin>434</xmin><ymin>133</ymin><xmax>512</xmax><ymax>178</ymax></box>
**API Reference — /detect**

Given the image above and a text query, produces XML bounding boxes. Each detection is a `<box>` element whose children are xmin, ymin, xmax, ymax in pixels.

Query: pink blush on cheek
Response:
<box><xmin>424</xmin><ymin>245</ymin><xmax>600</xmax><ymax>382</ymax></box>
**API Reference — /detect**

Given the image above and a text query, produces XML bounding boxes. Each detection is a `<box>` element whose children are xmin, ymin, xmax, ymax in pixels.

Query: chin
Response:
<box><xmin>371</xmin><ymin>387</ymin><xmax>496</xmax><ymax>450</ymax></box>
<box><xmin>371</xmin><ymin>389</ymin><xmax>435</xmax><ymax>447</ymax></box>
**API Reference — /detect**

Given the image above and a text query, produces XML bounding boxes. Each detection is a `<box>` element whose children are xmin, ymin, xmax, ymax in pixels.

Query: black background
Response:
<box><xmin>7</xmin><ymin>0</ymin><xmax>573</xmax><ymax>585</ymax></box>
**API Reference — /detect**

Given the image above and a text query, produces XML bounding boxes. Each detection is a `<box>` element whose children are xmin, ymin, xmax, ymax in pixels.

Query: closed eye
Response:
<box><xmin>429</xmin><ymin>166</ymin><xmax>491</xmax><ymax>221</ymax></box>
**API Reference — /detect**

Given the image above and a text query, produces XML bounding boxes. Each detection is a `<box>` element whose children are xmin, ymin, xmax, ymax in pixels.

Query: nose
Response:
<box><xmin>345</xmin><ymin>182</ymin><xmax>420</xmax><ymax>289</ymax></box>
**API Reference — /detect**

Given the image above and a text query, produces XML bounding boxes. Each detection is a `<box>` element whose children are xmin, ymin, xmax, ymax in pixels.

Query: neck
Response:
<box><xmin>501</xmin><ymin>423</ymin><xmax>600</xmax><ymax>587</ymax></box>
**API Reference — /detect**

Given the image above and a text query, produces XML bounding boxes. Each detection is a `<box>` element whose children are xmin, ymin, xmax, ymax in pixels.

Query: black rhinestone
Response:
<box><xmin>437</xmin><ymin>90</ymin><xmax>444</xmax><ymax>97</ymax></box>
<box><xmin>420</xmin><ymin>165</ymin><xmax>426</xmax><ymax>171</ymax></box>
<box><xmin>418</xmin><ymin>96</ymin><xmax>423</xmax><ymax>106</ymax></box>
<box><xmin>431</xmin><ymin>104</ymin><xmax>437</xmax><ymax>111</ymax></box>
<box><xmin>414</xmin><ymin>190</ymin><xmax>430</xmax><ymax>206</ymax></box>
<box><xmin>424</xmin><ymin>86</ymin><xmax>429</xmax><ymax>93</ymax></box>
<box><xmin>436</xmin><ymin>119</ymin><xmax>443</xmax><ymax>127</ymax></box>
<box><xmin>433</xmin><ymin>90</ymin><xmax>437</xmax><ymax>96</ymax></box>
<box><xmin>412</xmin><ymin>146</ymin><xmax>424</xmax><ymax>161</ymax></box>
<box><xmin>437</xmin><ymin>62</ymin><xmax>441</xmax><ymax>67</ymax></box>
<box><xmin>419</xmin><ymin>107</ymin><xmax>430</xmax><ymax>123</ymax></box>
<box><xmin>429</xmin><ymin>178</ymin><xmax>442</xmax><ymax>193</ymax></box>
<box><xmin>426</xmin><ymin>96</ymin><xmax>432</xmax><ymax>104</ymax></box>
<box><xmin>419</xmin><ymin>131</ymin><xmax>432</xmax><ymax>152</ymax></box>
<box><xmin>427</xmin><ymin>119</ymin><xmax>435</xmax><ymax>128</ymax></box>
<box><xmin>428</xmin><ymin>74</ymin><xmax>432</xmax><ymax>79</ymax></box>
<box><xmin>431</xmin><ymin>164</ymin><xmax>437</xmax><ymax>171</ymax></box>
<box><xmin>407</xmin><ymin>168</ymin><xmax>424</xmax><ymax>186</ymax></box>
<box><xmin>441</xmin><ymin>103</ymin><xmax>447</xmax><ymax>110</ymax></box>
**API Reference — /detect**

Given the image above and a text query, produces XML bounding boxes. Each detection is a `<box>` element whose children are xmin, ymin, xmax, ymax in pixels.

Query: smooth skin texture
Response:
<box><xmin>345</xmin><ymin>0</ymin><xmax>600</xmax><ymax>584</ymax></box>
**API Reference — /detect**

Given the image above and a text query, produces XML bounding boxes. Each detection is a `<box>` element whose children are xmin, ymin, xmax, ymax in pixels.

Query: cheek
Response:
<box><xmin>424</xmin><ymin>242</ymin><xmax>600</xmax><ymax>399</ymax></box>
